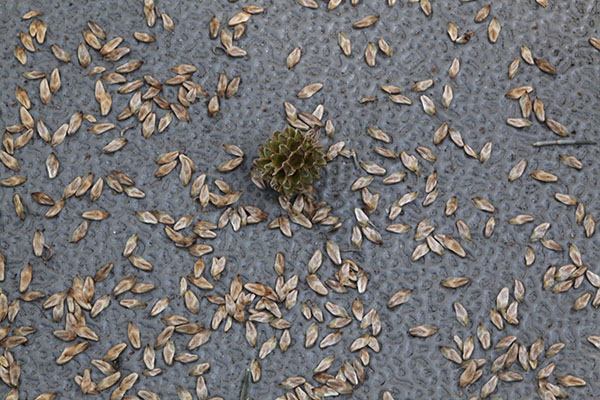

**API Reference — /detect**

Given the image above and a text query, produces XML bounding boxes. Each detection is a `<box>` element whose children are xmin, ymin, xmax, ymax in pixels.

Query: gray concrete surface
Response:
<box><xmin>0</xmin><ymin>0</ymin><xmax>599</xmax><ymax>399</ymax></box>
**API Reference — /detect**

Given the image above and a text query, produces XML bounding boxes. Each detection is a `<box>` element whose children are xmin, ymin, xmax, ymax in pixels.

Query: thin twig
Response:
<box><xmin>239</xmin><ymin>368</ymin><xmax>250</xmax><ymax>400</ymax></box>
<box><xmin>351</xmin><ymin>149</ymin><xmax>361</xmax><ymax>169</ymax></box>
<box><xmin>533</xmin><ymin>139</ymin><xmax>597</xmax><ymax>147</ymax></box>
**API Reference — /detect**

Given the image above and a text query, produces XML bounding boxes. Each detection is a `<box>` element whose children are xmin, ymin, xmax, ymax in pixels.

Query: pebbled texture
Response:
<box><xmin>0</xmin><ymin>0</ymin><xmax>599</xmax><ymax>399</ymax></box>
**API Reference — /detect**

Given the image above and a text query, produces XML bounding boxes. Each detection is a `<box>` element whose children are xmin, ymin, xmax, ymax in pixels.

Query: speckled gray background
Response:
<box><xmin>0</xmin><ymin>0</ymin><xmax>599</xmax><ymax>399</ymax></box>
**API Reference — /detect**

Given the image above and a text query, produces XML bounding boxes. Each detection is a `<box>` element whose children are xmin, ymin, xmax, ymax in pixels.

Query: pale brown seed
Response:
<box><xmin>387</xmin><ymin>289</ymin><xmax>412</xmax><ymax>308</ymax></box>
<box><xmin>440</xmin><ymin>277</ymin><xmax>470</xmax><ymax>289</ymax></box>
<box><xmin>508</xmin><ymin>59</ymin><xmax>520</xmax><ymax>79</ymax></box>
<box><xmin>50</xmin><ymin>68</ymin><xmax>61</xmax><ymax>93</ymax></box>
<box><xmin>584</xmin><ymin>214</ymin><xmax>595</xmax><ymax>237</ymax></box>
<box><xmin>521</xmin><ymin>45</ymin><xmax>534</xmax><ymax>64</ymax></box>
<box><xmin>416</xmin><ymin>146</ymin><xmax>436</xmax><ymax>162</ymax></box>
<box><xmin>0</xmin><ymin>151</ymin><xmax>20</xmax><ymax>171</ymax></box>
<box><xmin>162</xmin><ymin>13</ymin><xmax>174</xmax><ymax>32</ymax></box>
<box><xmin>412</xmin><ymin>79</ymin><xmax>434</xmax><ymax>92</ymax></box>
<box><xmin>531</xmin><ymin>170</ymin><xmax>558</xmax><ymax>182</ymax></box>
<box><xmin>259</xmin><ymin>336</ymin><xmax>277</xmax><ymax>359</ymax></box>
<box><xmin>39</xmin><ymin>78</ymin><xmax>51</xmax><ymax>104</ymax></box>
<box><xmin>576</xmin><ymin>202</ymin><xmax>586</xmax><ymax>224</ymax></box>
<box><xmin>535</xmin><ymin>58</ymin><xmax>556</xmax><ymax>75</ymax></box>
<box><xmin>401</xmin><ymin>152</ymin><xmax>420</xmax><ymax>176</ymax></box>
<box><xmin>447</xmin><ymin>22</ymin><xmax>458</xmax><ymax>41</ymax></box>
<box><xmin>78</xmin><ymin>43</ymin><xmax>92</xmax><ymax>68</ymax></box>
<box><xmin>408</xmin><ymin>324</ymin><xmax>438</xmax><ymax>337</ymax></box>
<box><xmin>505</xmin><ymin>301</ymin><xmax>519</xmax><ymax>324</ymax></box>
<box><xmin>506</xmin><ymin>86</ymin><xmax>533</xmax><ymax>99</ymax></box>
<box><xmin>574</xmin><ymin>292</ymin><xmax>591</xmax><ymax>311</ymax></box>
<box><xmin>19</xmin><ymin>32</ymin><xmax>35</xmax><ymax>52</ymax></box>
<box><xmin>389</xmin><ymin>94</ymin><xmax>412</xmax><ymax>105</ymax></box>
<box><xmin>51</xmin><ymin>44</ymin><xmax>71</xmax><ymax>62</ymax></box>
<box><xmin>18</xmin><ymin>263</ymin><xmax>32</xmax><ymax>293</ymax></box>
<box><xmin>378</xmin><ymin>38</ymin><xmax>392</xmax><ymax>56</ymax></box>
<box><xmin>555</xmin><ymin>193</ymin><xmax>577</xmax><ymax>206</ymax></box>
<box><xmin>133</xmin><ymin>32</ymin><xmax>156</xmax><ymax>42</ymax></box>
<box><xmin>209</xmin><ymin>16</ymin><xmax>220</xmax><ymax>39</ymax></box>
<box><xmin>23</xmin><ymin>10</ymin><xmax>43</xmax><ymax>20</ymax></box>
<box><xmin>442</xmin><ymin>85</ymin><xmax>453</xmax><ymax>108</ymax></box>
<box><xmin>532</xmin><ymin>97</ymin><xmax>546</xmax><ymax>122</ymax></box>
<box><xmin>507</xmin><ymin>118</ymin><xmax>532</xmax><ymax>128</ymax></box>
<box><xmin>420</xmin><ymin>0</ymin><xmax>432</xmax><ymax>16</ymax></box>
<box><xmin>558</xmin><ymin>154</ymin><xmax>582</xmax><ymax>170</ymax></box>
<box><xmin>588</xmin><ymin>335</ymin><xmax>600</xmax><ymax>350</ymax></box>
<box><xmin>228</xmin><ymin>11</ymin><xmax>251</xmax><ymax>26</ymax></box>
<box><xmin>353</xmin><ymin>15</ymin><xmax>379</xmax><ymax>29</ymax></box>
<box><xmin>439</xmin><ymin>346</ymin><xmax>462</xmax><ymax>364</ymax></box>
<box><xmin>94</xmin><ymin>80</ymin><xmax>112</xmax><ymax>116</ymax></box>
<box><xmin>88</xmin><ymin>123</ymin><xmax>115</xmax><ymax>135</ymax></box>
<box><xmin>127</xmin><ymin>322</ymin><xmax>141</xmax><ymax>349</ymax></box>
<box><xmin>454</xmin><ymin>302</ymin><xmax>469</xmax><ymax>326</ymax></box>
<box><xmin>420</xmin><ymin>95</ymin><xmax>436</xmax><ymax>115</ymax></box>
<box><xmin>488</xmin><ymin>17</ymin><xmax>501</xmax><ymax>43</ymax></box>
<box><xmin>556</xmin><ymin>375</ymin><xmax>586</xmax><ymax>387</ymax></box>
<box><xmin>546</xmin><ymin>342</ymin><xmax>565</xmax><ymax>358</ymax></box>
<box><xmin>15</xmin><ymin>86</ymin><xmax>31</xmax><ymax>110</ymax></box>
<box><xmin>380</xmin><ymin>88</ymin><xmax>400</xmax><ymax>98</ymax></box>
<box><xmin>287</xmin><ymin>46</ymin><xmax>302</xmax><ymax>69</ymax></box>
<box><xmin>479</xmin><ymin>142</ymin><xmax>492</xmax><ymax>163</ymax></box>
<box><xmin>484</xmin><ymin>216</ymin><xmax>496</xmax><ymax>238</ymax></box>
<box><xmin>71</xmin><ymin>221</ymin><xmax>89</xmax><ymax>243</ymax></box>
<box><xmin>449</xmin><ymin>58</ymin><xmax>460</xmax><ymax>78</ymax></box>
<box><xmin>365</xmin><ymin>42</ymin><xmax>377</xmax><ymax>67</ymax></box>
<box><xmin>103</xmin><ymin>138</ymin><xmax>127</xmax><ymax>153</ymax></box>
<box><xmin>56</xmin><ymin>341</ymin><xmax>89</xmax><ymax>365</ymax></box>
<box><xmin>476</xmin><ymin>323</ymin><xmax>491</xmax><ymax>350</ymax></box>
<box><xmin>546</xmin><ymin>119</ymin><xmax>570</xmax><ymax>137</ymax></box>
<box><xmin>226</xmin><ymin>46</ymin><xmax>247</xmax><ymax>57</ymax></box>
<box><xmin>459</xmin><ymin>361</ymin><xmax>477</xmax><ymax>388</ymax></box>
<box><xmin>23</xmin><ymin>70</ymin><xmax>46</xmax><ymax>80</ymax></box>
<box><xmin>82</xmin><ymin>210</ymin><xmax>110</xmax><ymax>221</ymax></box>
<box><xmin>475</xmin><ymin>5</ymin><xmax>491</xmax><ymax>22</ymax></box>
<box><xmin>472</xmin><ymin>197</ymin><xmax>495</xmax><ymax>213</ymax></box>
<box><xmin>461</xmin><ymin>338</ymin><xmax>475</xmax><ymax>361</ymax></box>
<box><xmin>1</xmin><ymin>175</ymin><xmax>27</xmax><ymax>187</ymax></box>
<box><xmin>508</xmin><ymin>159</ymin><xmax>527</xmax><ymax>181</ymax></box>
<box><xmin>304</xmin><ymin>322</ymin><xmax>319</xmax><ymax>348</ymax></box>
<box><xmin>519</xmin><ymin>94</ymin><xmax>532</xmax><ymax>118</ymax></box>
<box><xmin>480</xmin><ymin>375</ymin><xmax>498</xmax><ymax>398</ymax></box>
<box><xmin>338</xmin><ymin>32</ymin><xmax>351</xmax><ymax>56</ymax></box>
<box><xmin>454</xmin><ymin>220</ymin><xmax>470</xmax><ymax>242</ymax></box>
<box><xmin>225</xmin><ymin>76</ymin><xmax>241</xmax><ymax>99</ymax></box>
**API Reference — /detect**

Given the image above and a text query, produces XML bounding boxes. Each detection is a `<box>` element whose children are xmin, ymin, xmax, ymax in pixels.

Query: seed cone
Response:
<box><xmin>254</xmin><ymin>126</ymin><xmax>326</xmax><ymax>197</ymax></box>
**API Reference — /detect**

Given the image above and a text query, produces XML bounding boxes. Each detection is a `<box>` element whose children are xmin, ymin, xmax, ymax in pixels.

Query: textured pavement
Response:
<box><xmin>0</xmin><ymin>0</ymin><xmax>599</xmax><ymax>399</ymax></box>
